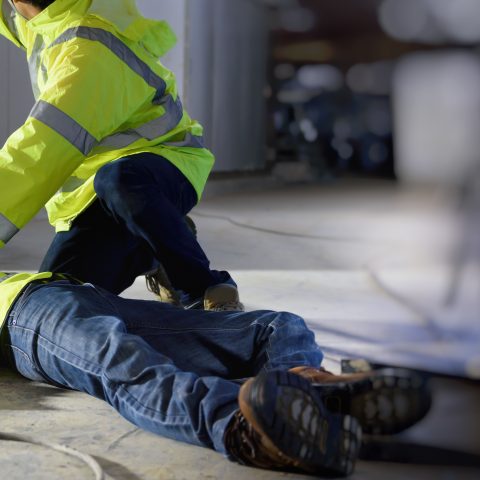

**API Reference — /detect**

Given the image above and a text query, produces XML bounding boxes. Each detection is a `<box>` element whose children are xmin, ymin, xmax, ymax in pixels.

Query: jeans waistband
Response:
<box><xmin>0</xmin><ymin>273</ymin><xmax>83</xmax><ymax>365</ymax></box>
<box><xmin>29</xmin><ymin>273</ymin><xmax>84</xmax><ymax>287</ymax></box>
<box><xmin>0</xmin><ymin>272</ymin><xmax>83</xmax><ymax>286</ymax></box>
<box><xmin>9</xmin><ymin>273</ymin><xmax>84</xmax><ymax>315</ymax></box>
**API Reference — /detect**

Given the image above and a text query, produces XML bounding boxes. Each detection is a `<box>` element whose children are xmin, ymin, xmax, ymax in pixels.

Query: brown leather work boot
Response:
<box><xmin>289</xmin><ymin>366</ymin><xmax>432</xmax><ymax>435</ymax></box>
<box><xmin>145</xmin><ymin>263</ymin><xmax>182</xmax><ymax>306</ymax></box>
<box><xmin>224</xmin><ymin>370</ymin><xmax>361</xmax><ymax>476</ymax></box>
<box><xmin>204</xmin><ymin>284</ymin><xmax>244</xmax><ymax>312</ymax></box>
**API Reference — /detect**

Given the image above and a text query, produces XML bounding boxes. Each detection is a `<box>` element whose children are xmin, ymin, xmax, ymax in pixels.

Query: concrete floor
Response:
<box><xmin>0</xmin><ymin>179</ymin><xmax>479</xmax><ymax>479</ymax></box>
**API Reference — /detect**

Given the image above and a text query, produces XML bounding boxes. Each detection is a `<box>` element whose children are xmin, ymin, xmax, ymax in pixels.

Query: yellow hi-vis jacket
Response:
<box><xmin>0</xmin><ymin>272</ymin><xmax>53</xmax><ymax>332</ymax></box>
<box><xmin>0</xmin><ymin>0</ymin><xmax>215</xmax><ymax>247</ymax></box>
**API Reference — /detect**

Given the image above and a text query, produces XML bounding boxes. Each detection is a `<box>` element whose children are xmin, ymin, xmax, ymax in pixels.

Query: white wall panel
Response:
<box><xmin>0</xmin><ymin>39</ymin><xmax>34</xmax><ymax>146</ymax></box>
<box><xmin>139</xmin><ymin>0</ymin><xmax>269</xmax><ymax>172</ymax></box>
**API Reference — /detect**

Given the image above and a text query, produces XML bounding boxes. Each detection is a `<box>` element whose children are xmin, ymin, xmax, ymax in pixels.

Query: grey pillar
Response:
<box><xmin>139</xmin><ymin>0</ymin><xmax>269</xmax><ymax>172</ymax></box>
<box><xmin>0</xmin><ymin>39</ymin><xmax>34</xmax><ymax>145</ymax></box>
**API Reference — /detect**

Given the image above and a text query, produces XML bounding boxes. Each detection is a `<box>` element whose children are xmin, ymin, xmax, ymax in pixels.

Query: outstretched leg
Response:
<box><xmin>1</xmin><ymin>282</ymin><xmax>363</xmax><ymax>476</ymax></box>
<box><xmin>105</xmin><ymin>295</ymin><xmax>324</xmax><ymax>380</ymax></box>
<box><xmin>1</xmin><ymin>281</ymin><xmax>238</xmax><ymax>453</ymax></box>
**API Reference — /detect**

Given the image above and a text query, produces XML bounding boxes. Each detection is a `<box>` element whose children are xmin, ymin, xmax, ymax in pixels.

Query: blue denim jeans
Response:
<box><xmin>1</xmin><ymin>281</ymin><xmax>323</xmax><ymax>454</ymax></box>
<box><xmin>40</xmin><ymin>153</ymin><xmax>232</xmax><ymax>297</ymax></box>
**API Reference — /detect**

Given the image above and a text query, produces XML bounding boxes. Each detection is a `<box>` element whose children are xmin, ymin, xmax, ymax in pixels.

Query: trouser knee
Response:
<box><xmin>94</xmin><ymin>159</ymin><xmax>149</xmax><ymax>215</ymax></box>
<box><xmin>94</xmin><ymin>159</ymin><xmax>134</xmax><ymax>198</ymax></box>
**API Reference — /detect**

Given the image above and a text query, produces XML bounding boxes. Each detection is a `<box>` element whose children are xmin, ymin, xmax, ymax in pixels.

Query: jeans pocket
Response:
<box><xmin>6</xmin><ymin>343</ymin><xmax>45</xmax><ymax>382</ymax></box>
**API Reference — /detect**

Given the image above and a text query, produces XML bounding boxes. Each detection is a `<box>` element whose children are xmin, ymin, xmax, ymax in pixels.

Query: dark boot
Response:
<box><xmin>224</xmin><ymin>370</ymin><xmax>362</xmax><ymax>476</ymax></box>
<box><xmin>290</xmin><ymin>366</ymin><xmax>432</xmax><ymax>435</ymax></box>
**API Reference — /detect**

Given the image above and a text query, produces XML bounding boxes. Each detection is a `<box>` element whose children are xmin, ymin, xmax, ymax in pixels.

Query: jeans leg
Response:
<box><xmin>94</xmin><ymin>154</ymin><xmax>233</xmax><ymax>298</ymax></box>
<box><xmin>97</xmin><ymin>292</ymin><xmax>324</xmax><ymax>379</ymax></box>
<box><xmin>2</xmin><ymin>283</ymin><xmax>239</xmax><ymax>453</ymax></box>
<box><xmin>39</xmin><ymin>201</ymin><xmax>157</xmax><ymax>294</ymax></box>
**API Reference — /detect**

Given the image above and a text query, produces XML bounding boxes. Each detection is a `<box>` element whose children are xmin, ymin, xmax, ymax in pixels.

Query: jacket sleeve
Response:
<box><xmin>0</xmin><ymin>37</ymin><xmax>153</xmax><ymax>247</ymax></box>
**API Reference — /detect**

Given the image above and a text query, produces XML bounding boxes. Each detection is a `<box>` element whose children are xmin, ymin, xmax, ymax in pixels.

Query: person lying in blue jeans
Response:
<box><xmin>0</xmin><ymin>272</ymin><xmax>431</xmax><ymax>477</ymax></box>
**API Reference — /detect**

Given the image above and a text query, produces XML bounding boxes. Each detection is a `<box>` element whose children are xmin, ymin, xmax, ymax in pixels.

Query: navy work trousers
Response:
<box><xmin>39</xmin><ymin>153</ymin><xmax>232</xmax><ymax>297</ymax></box>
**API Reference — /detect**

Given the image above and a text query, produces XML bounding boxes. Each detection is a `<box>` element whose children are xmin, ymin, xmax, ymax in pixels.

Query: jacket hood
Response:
<box><xmin>88</xmin><ymin>0</ymin><xmax>177</xmax><ymax>57</ymax></box>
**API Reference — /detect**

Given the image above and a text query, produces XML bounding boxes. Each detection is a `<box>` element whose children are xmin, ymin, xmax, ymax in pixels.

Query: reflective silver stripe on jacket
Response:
<box><xmin>28</xmin><ymin>26</ymin><xmax>204</xmax><ymax>159</ymax></box>
<box><xmin>0</xmin><ymin>213</ymin><xmax>19</xmax><ymax>244</ymax></box>
<box><xmin>49</xmin><ymin>26</ymin><xmax>167</xmax><ymax>96</ymax></box>
<box><xmin>28</xmin><ymin>34</ymin><xmax>46</xmax><ymax>99</ymax></box>
<box><xmin>164</xmin><ymin>132</ymin><xmax>206</xmax><ymax>149</ymax></box>
<box><xmin>47</xmin><ymin>26</ymin><xmax>199</xmax><ymax>150</ymax></box>
<box><xmin>30</xmin><ymin>100</ymin><xmax>97</xmax><ymax>155</ymax></box>
<box><xmin>97</xmin><ymin>97</ymin><xmax>205</xmax><ymax>150</ymax></box>
<box><xmin>137</xmin><ymin>96</ymin><xmax>184</xmax><ymax>140</ymax></box>
<box><xmin>98</xmin><ymin>96</ymin><xmax>184</xmax><ymax>149</ymax></box>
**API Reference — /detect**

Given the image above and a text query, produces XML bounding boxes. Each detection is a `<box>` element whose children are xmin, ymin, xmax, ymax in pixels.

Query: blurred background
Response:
<box><xmin>1</xmin><ymin>1</ymin><xmax>480</xmax><ymax>477</ymax></box>
<box><xmin>267</xmin><ymin>0</ymin><xmax>480</xmax><ymax>186</ymax></box>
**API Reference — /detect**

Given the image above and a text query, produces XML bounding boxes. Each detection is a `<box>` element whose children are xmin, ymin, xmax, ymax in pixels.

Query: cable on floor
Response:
<box><xmin>0</xmin><ymin>432</ymin><xmax>105</xmax><ymax>480</ymax></box>
<box><xmin>366</xmin><ymin>267</ymin><xmax>446</xmax><ymax>340</ymax></box>
<box><xmin>191</xmin><ymin>211</ymin><xmax>364</xmax><ymax>243</ymax></box>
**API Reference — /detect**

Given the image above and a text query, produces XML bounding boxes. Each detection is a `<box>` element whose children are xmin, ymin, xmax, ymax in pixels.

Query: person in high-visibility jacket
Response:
<box><xmin>0</xmin><ymin>0</ymin><xmax>242</xmax><ymax>310</ymax></box>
